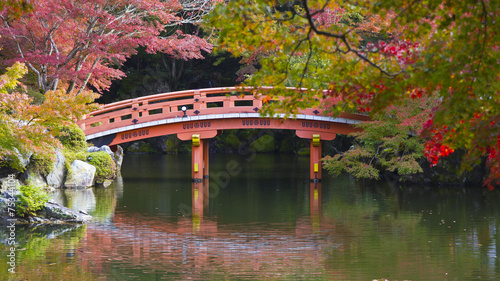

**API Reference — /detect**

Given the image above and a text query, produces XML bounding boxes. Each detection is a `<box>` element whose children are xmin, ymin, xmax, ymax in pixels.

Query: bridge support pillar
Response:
<box><xmin>192</xmin><ymin>135</ymin><xmax>205</xmax><ymax>182</ymax></box>
<box><xmin>310</xmin><ymin>134</ymin><xmax>322</xmax><ymax>182</ymax></box>
<box><xmin>203</xmin><ymin>140</ymin><xmax>209</xmax><ymax>179</ymax></box>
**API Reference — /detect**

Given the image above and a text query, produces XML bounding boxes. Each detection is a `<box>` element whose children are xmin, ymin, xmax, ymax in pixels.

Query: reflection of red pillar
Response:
<box><xmin>310</xmin><ymin>182</ymin><xmax>321</xmax><ymax>216</ymax></box>
<box><xmin>310</xmin><ymin>135</ymin><xmax>322</xmax><ymax>182</ymax></box>
<box><xmin>203</xmin><ymin>140</ymin><xmax>209</xmax><ymax>179</ymax></box>
<box><xmin>192</xmin><ymin>135</ymin><xmax>204</xmax><ymax>182</ymax></box>
<box><xmin>192</xmin><ymin>182</ymin><xmax>204</xmax><ymax>220</ymax></box>
<box><xmin>310</xmin><ymin>182</ymin><xmax>321</xmax><ymax>233</ymax></box>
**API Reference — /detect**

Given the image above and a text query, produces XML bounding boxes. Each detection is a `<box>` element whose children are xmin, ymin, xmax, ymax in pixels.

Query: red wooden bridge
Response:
<box><xmin>77</xmin><ymin>86</ymin><xmax>369</xmax><ymax>182</ymax></box>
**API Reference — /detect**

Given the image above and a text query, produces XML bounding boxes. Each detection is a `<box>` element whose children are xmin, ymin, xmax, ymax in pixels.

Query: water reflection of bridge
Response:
<box><xmin>77</xmin><ymin>182</ymin><xmax>349</xmax><ymax>279</ymax></box>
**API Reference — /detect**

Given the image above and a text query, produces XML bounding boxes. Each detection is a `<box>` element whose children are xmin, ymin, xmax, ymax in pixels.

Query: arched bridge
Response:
<box><xmin>77</xmin><ymin>87</ymin><xmax>369</xmax><ymax>182</ymax></box>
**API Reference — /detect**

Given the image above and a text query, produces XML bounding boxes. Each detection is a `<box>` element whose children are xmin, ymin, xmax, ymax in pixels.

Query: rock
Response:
<box><xmin>87</xmin><ymin>146</ymin><xmax>100</xmax><ymax>153</ymax></box>
<box><xmin>22</xmin><ymin>166</ymin><xmax>47</xmax><ymax>187</ymax></box>
<box><xmin>113</xmin><ymin>145</ymin><xmax>124</xmax><ymax>170</ymax></box>
<box><xmin>99</xmin><ymin>145</ymin><xmax>113</xmax><ymax>155</ymax></box>
<box><xmin>0</xmin><ymin>193</ymin><xmax>93</xmax><ymax>225</ymax></box>
<box><xmin>101</xmin><ymin>179</ymin><xmax>113</xmax><ymax>187</ymax></box>
<box><xmin>40</xmin><ymin>201</ymin><xmax>92</xmax><ymax>223</ymax></box>
<box><xmin>13</xmin><ymin>148</ymin><xmax>32</xmax><ymax>169</ymax></box>
<box><xmin>46</xmin><ymin>149</ymin><xmax>66</xmax><ymax>188</ymax></box>
<box><xmin>64</xmin><ymin>160</ymin><xmax>96</xmax><ymax>188</ymax></box>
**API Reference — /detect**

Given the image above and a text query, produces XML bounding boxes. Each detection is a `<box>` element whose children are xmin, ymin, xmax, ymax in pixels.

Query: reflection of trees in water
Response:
<box><xmin>322</xmin><ymin>175</ymin><xmax>500</xmax><ymax>280</ymax></box>
<box><xmin>0</xmin><ymin>224</ymin><xmax>93</xmax><ymax>280</ymax></box>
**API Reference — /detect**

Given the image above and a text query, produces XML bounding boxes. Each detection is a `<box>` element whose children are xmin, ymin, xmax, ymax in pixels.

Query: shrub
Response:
<box><xmin>16</xmin><ymin>184</ymin><xmax>50</xmax><ymax>217</ymax></box>
<box><xmin>54</xmin><ymin>123</ymin><xmax>87</xmax><ymax>151</ymax></box>
<box><xmin>86</xmin><ymin>151</ymin><xmax>116</xmax><ymax>184</ymax></box>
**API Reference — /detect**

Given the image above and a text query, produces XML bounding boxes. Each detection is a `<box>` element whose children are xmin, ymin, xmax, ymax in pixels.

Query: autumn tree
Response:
<box><xmin>0</xmin><ymin>0</ymin><xmax>216</xmax><ymax>95</ymax></box>
<box><xmin>208</xmin><ymin>1</ymin><xmax>500</xmax><ymax>186</ymax></box>
<box><xmin>323</xmin><ymin>94</ymin><xmax>437</xmax><ymax>181</ymax></box>
<box><xmin>0</xmin><ymin>62</ymin><xmax>99</xmax><ymax>170</ymax></box>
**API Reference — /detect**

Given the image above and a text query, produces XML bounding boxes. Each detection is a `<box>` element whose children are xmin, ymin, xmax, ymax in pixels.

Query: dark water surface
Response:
<box><xmin>1</xmin><ymin>153</ymin><xmax>500</xmax><ymax>280</ymax></box>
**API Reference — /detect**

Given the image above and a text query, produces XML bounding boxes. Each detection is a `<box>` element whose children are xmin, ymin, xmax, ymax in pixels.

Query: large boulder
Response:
<box><xmin>22</xmin><ymin>167</ymin><xmax>47</xmax><ymax>187</ymax></box>
<box><xmin>13</xmin><ymin>148</ymin><xmax>32</xmax><ymax>170</ymax></box>
<box><xmin>41</xmin><ymin>200</ymin><xmax>92</xmax><ymax>223</ymax></box>
<box><xmin>64</xmin><ymin>160</ymin><xmax>96</xmax><ymax>188</ymax></box>
<box><xmin>46</xmin><ymin>149</ymin><xmax>66</xmax><ymax>188</ymax></box>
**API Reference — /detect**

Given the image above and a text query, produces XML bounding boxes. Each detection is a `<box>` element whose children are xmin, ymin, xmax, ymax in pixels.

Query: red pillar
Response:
<box><xmin>310</xmin><ymin>136</ymin><xmax>322</xmax><ymax>182</ymax></box>
<box><xmin>192</xmin><ymin>135</ymin><xmax>204</xmax><ymax>182</ymax></box>
<box><xmin>203</xmin><ymin>140</ymin><xmax>209</xmax><ymax>179</ymax></box>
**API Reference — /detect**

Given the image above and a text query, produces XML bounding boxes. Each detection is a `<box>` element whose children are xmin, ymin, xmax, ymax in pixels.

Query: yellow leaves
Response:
<box><xmin>0</xmin><ymin>62</ymin><xmax>28</xmax><ymax>94</ymax></box>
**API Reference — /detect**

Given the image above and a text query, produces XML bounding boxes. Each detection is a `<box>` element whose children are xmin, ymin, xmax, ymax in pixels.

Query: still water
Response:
<box><xmin>2</xmin><ymin>153</ymin><xmax>500</xmax><ymax>280</ymax></box>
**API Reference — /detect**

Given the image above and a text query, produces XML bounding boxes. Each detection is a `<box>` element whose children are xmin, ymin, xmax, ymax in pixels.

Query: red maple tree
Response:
<box><xmin>0</xmin><ymin>0</ymin><xmax>216</xmax><ymax>94</ymax></box>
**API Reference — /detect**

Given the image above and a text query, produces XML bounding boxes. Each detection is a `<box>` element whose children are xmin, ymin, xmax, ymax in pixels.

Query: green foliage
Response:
<box><xmin>86</xmin><ymin>151</ymin><xmax>116</xmax><ymax>184</ymax></box>
<box><xmin>54</xmin><ymin>123</ymin><xmax>87</xmax><ymax>152</ymax></box>
<box><xmin>0</xmin><ymin>62</ymin><xmax>99</xmax><ymax>172</ymax></box>
<box><xmin>16</xmin><ymin>183</ymin><xmax>50</xmax><ymax>217</ymax></box>
<box><xmin>209</xmin><ymin>0</ymin><xmax>500</xmax><ymax>183</ymax></box>
<box><xmin>164</xmin><ymin>136</ymin><xmax>182</xmax><ymax>154</ymax></box>
<box><xmin>324</xmin><ymin>96</ymin><xmax>436</xmax><ymax>180</ymax></box>
<box><xmin>250</xmin><ymin>134</ymin><xmax>276</xmax><ymax>153</ymax></box>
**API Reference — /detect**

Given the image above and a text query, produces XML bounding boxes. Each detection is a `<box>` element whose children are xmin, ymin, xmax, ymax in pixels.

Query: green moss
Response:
<box><xmin>28</xmin><ymin>154</ymin><xmax>54</xmax><ymax>176</ymax></box>
<box><xmin>62</xmin><ymin>150</ymin><xmax>86</xmax><ymax>179</ymax></box>
<box><xmin>85</xmin><ymin>151</ymin><xmax>116</xmax><ymax>184</ymax></box>
<box><xmin>55</xmin><ymin>123</ymin><xmax>87</xmax><ymax>151</ymax></box>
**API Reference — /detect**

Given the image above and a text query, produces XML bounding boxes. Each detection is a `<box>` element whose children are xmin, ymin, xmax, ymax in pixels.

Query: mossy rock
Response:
<box><xmin>63</xmin><ymin>150</ymin><xmax>116</xmax><ymax>184</ymax></box>
<box><xmin>249</xmin><ymin>135</ymin><xmax>276</xmax><ymax>153</ymax></box>
<box><xmin>28</xmin><ymin>154</ymin><xmax>54</xmax><ymax>176</ymax></box>
<box><xmin>86</xmin><ymin>151</ymin><xmax>117</xmax><ymax>184</ymax></box>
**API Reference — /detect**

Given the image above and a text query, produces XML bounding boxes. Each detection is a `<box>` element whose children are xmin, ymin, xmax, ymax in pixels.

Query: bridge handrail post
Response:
<box><xmin>193</xmin><ymin>90</ymin><xmax>206</xmax><ymax>110</ymax></box>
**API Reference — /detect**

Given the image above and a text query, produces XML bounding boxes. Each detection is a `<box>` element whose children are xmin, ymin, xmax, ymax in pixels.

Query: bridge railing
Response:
<box><xmin>78</xmin><ymin>86</ymin><xmax>326</xmax><ymax>136</ymax></box>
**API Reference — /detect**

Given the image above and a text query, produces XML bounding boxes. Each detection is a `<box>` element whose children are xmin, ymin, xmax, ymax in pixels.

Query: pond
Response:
<box><xmin>1</xmin><ymin>153</ymin><xmax>500</xmax><ymax>280</ymax></box>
